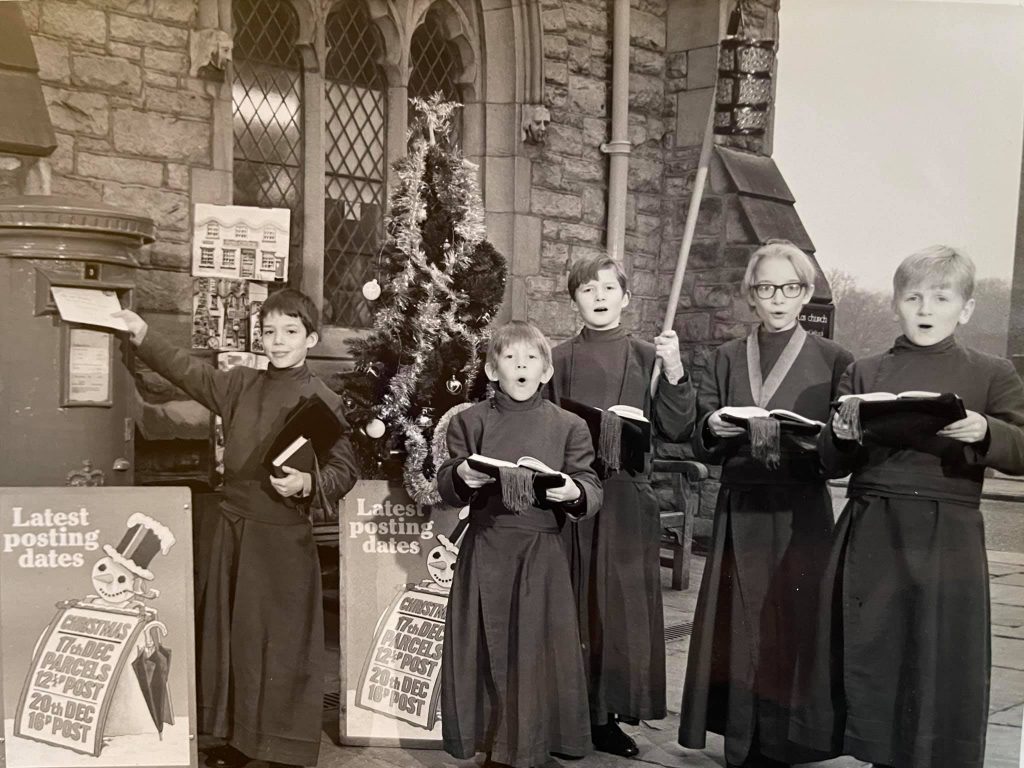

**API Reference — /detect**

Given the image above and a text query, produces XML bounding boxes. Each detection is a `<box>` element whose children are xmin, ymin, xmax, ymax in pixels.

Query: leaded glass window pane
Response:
<box><xmin>232</xmin><ymin>0</ymin><xmax>304</xmax><ymax>278</ymax></box>
<box><xmin>323</xmin><ymin>2</ymin><xmax>387</xmax><ymax>328</ymax></box>
<box><xmin>409</xmin><ymin>7</ymin><xmax>462</xmax><ymax>135</ymax></box>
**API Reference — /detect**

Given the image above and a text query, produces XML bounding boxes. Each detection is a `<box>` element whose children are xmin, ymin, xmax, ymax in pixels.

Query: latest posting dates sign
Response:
<box><xmin>17</xmin><ymin>606</ymin><xmax>145</xmax><ymax>755</ymax></box>
<box><xmin>340</xmin><ymin>481</ymin><xmax>462</xmax><ymax>747</ymax></box>
<box><xmin>0</xmin><ymin>487</ymin><xmax>196</xmax><ymax>768</ymax></box>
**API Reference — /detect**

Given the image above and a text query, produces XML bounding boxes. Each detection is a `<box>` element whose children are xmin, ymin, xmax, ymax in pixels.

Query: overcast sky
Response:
<box><xmin>773</xmin><ymin>0</ymin><xmax>1024</xmax><ymax>293</ymax></box>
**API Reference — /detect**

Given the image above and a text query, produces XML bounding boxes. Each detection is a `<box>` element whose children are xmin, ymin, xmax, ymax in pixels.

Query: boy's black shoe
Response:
<box><xmin>203</xmin><ymin>745</ymin><xmax>250</xmax><ymax>768</ymax></box>
<box><xmin>591</xmin><ymin>719</ymin><xmax>639</xmax><ymax>758</ymax></box>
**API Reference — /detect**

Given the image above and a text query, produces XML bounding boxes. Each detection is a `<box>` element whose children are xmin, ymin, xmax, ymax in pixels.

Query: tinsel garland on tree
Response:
<box><xmin>335</xmin><ymin>96</ymin><xmax>506</xmax><ymax>503</ymax></box>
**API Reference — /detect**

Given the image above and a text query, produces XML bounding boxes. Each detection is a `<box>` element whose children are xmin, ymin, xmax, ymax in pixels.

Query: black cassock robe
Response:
<box><xmin>135</xmin><ymin>332</ymin><xmax>357</xmax><ymax>766</ymax></box>
<box><xmin>437</xmin><ymin>389</ymin><xmax>602</xmax><ymax>768</ymax></box>
<box><xmin>792</xmin><ymin>335</ymin><xmax>1024</xmax><ymax>768</ymax></box>
<box><xmin>678</xmin><ymin>326</ymin><xmax>852</xmax><ymax>766</ymax></box>
<box><xmin>548</xmin><ymin>327</ymin><xmax>696</xmax><ymax>724</ymax></box>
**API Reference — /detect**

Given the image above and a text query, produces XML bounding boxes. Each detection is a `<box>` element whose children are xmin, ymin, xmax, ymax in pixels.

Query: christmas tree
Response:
<box><xmin>338</xmin><ymin>96</ymin><xmax>507</xmax><ymax>503</ymax></box>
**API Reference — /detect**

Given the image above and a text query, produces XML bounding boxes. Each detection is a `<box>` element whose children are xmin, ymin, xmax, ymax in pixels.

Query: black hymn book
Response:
<box><xmin>264</xmin><ymin>394</ymin><xmax>343</xmax><ymax>477</ymax></box>
<box><xmin>559</xmin><ymin>398</ymin><xmax>651</xmax><ymax>473</ymax></box>
<box><xmin>465</xmin><ymin>454</ymin><xmax>564</xmax><ymax>511</ymax></box>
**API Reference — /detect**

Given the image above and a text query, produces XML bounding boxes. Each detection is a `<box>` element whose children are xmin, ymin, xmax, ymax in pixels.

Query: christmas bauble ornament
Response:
<box><xmin>365</xmin><ymin>418</ymin><xmax>386</xmax><ymax>439</ymax></box>
<box><xmin>446</xmin><ymin>375</ymin><xmax>463</xmax><ymax>395</ymax></box>
<box><xmin>361</xmin><ymin>278</ymin><xmax>382</xmax><ymax>301</ymax></box>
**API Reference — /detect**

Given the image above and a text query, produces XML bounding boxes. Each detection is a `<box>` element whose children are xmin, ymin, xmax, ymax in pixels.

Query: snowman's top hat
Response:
<box><xmin>103</xmin><ymin>513</ymin><xmax>176</xmax><ymax>581</ymax></box>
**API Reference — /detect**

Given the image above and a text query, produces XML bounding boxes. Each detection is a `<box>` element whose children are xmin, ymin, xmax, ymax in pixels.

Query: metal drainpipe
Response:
<box><xmin>602</xmin><ymin>0</ymin><xmax>631</xmax><ymax>261</ymax></box>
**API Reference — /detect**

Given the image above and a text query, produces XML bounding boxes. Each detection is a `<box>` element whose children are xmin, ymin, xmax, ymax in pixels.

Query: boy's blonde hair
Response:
<box><xmin>486</xmin><ymin>321</ymin><xmax>552</xmax><ymax>369</ymax></box>
<box><xmin>892</xmin><ymin>245</ymin><xmax>975</xmax><ymax>301</ymax></box>
<box><xmin>741</xmin><ymin>240</ymin><xmax>817</xmax><ymax>306</ymax></box>
<box><xmin>567</xmin><ymin>256</ymin><xmax>628</xmax><ymax>298</ymax></box>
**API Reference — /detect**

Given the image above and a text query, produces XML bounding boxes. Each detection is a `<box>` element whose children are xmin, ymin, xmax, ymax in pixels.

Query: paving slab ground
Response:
<box><xmin>215</xmin><ymin>484</ymin><xmax>1024</xmax><ymax>768</ymax></box>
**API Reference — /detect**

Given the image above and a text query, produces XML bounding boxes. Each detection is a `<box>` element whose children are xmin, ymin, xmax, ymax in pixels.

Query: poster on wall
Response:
<box><xmin>191</xmin><ymin>279</ymin><xmax>267</xmax><ymax>353</ymax></box>
<box><xmin>0</xmin><ymin>487</ymin><xmax>196</xmax><ymax>768</ymax></box>
<box><xmin>191</xmin><ymin>204</ymin><xmax>290</xmax><ymax>282</ymax></box>
<box><xmin>340</xmin><ymin>481</ymin><xmax>464</xmax><ymax>747</ymax></box>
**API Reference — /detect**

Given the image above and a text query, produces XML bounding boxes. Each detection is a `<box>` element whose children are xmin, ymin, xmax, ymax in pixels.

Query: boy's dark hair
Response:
<box><xmin>259</xmin><ymin>288</ymin><xmax>320</xmax><ymax>336</ymax></box>
<box><xmin>567</xmin><ymin>256</ymin><xmax>628</xmax><ymax>299</ymax></box>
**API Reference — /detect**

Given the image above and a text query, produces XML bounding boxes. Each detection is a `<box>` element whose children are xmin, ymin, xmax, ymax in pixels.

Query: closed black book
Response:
<box><xmin>270</xmin><ymin>436</ymin><xmax>315</xmax><ymax>477</ymax></box>
<box><xmin>263</xmin><ymin>394</ymin><xmax>342</xmax><ymax>475</ymax></box>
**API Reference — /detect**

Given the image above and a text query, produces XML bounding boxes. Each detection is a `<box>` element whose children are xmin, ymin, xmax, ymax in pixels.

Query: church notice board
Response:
<box><xmin>339</xmin><ymin>481</ymin><xmax>463</xmax><ymax>747</ymax></box>
<box><xmin>0</xmin><ymin>487</ymin><xmax>196</xmax><ymax>768</ymax></box>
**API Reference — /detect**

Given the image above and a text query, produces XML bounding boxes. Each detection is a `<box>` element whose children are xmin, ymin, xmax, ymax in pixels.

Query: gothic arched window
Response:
<box><xmin>410</xmin><ymin>7</ymin><xmax>463</xmax><ymax>129</ymax></box>
<box><xmin>229</xmin><ymin>0</ymin><xmax>480</xmax><ymax>343</ymax></box>
<box><xmin>232</xmin><ymin>0</ymin><xmax>304</xmax><ymax>274</ymax></box>
<box><xmin>323</xmin><ymin>2</ymin><xmax>388</xmax><ymax>328</ymax></box>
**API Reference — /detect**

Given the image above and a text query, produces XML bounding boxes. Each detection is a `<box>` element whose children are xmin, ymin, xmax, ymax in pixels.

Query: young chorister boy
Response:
<box><xmin>546</xmin><ymin>256</ymin><xmax>695</xmax><ymax>757</ymax></box>
<box><xmin>116</xmin><ymin>290</ymin><xmax>357</xmax><ymax>768</ymax></box>
<box><xmin>792</xmin><ymin>246</ymin><xmax>1024</xmax><ymax>768</ymax></box>
<box><xmin>437</xmin><ymin>321</ymin><xmax>602</xmax><ymax>768</ymax></box>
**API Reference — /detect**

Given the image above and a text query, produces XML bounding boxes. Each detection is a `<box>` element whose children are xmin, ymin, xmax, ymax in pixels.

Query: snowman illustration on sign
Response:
<box><xmin>65</xmin><ymin>514</ymin><xmax>177</xmax><ymax>741</ymax></box>
<box><xmin>422</xmin><ymin>534</ymin><xmax>459</xmax><ymax>593</ymax></box>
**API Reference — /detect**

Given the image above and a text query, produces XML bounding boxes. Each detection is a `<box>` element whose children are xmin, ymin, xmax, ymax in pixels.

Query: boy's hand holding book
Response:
<box><xmin>270</xmin><ymin>466</ymin><xmax>311</xmax><ymax>498</ymax></box>
<box><xmin>457</xmin><ymin>460</ymin><xmax>496</xmax><ymax>488</ymax></box>
<box><xmin>545</xmin><ymin>473</ymin><xmax>581</xmax><ymax>503</ymax></box>
<box><xmin>936</xmin><ymin>410</ymin><xmax>988</xmax><ymax>443</ymax></box>
<box><xmin>709</xmin><ymin>409</ymin><xmax>748</xmax><ymax>438</ymax></box>
<box><xmin>112</xmin><ymin>309</ymin><xmax>148</xmax><ymax>345</ymax></box>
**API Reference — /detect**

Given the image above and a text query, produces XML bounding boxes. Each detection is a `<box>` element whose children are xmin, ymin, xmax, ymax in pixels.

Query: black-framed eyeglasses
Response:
<box><xmin>751</xmin><ymin>282</ymin><xmax>805</xmax><ymax>300</ymax></box>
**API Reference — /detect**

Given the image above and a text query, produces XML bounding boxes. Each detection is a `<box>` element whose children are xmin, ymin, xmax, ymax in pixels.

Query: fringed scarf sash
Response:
<box><xmin>497</xmin><ymin>466</ymin><xmax>536</xmax><ymax>513</ymax></box>
<box><xmin>745</xmin><ymin>324</ymin><xmax>807</xmax><ymax>468</ymax></box>
<box><xmin>599</xmin><ymin>409</ymin><xmax>624</xmax><ymax>473</ymax></box>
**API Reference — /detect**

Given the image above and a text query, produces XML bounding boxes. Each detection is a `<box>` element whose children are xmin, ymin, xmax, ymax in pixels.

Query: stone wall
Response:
<box><xmin>523</xmin><ymin>0</ymin><xmax>778</xmax><ymax>358</ymax></box>
<box><xmin>525</xmin><ymin>0</ymin><xmax>671</xmax><ymax>341</ymax></box>
<box><xmin>12</xmin><ymin>0</ymin><xmax>210</xmax><ymax>290</ymax></box>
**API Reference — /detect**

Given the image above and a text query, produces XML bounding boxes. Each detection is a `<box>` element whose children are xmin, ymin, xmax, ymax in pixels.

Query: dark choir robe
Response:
<box><xmin>548</xmin><ymin>326</ymin><xmax>696</xmax><ymax>724</ymax></box>
<box><xmin>436</xmin><ymin>389</ymin><xmax>602</xmax><ymax>768</ymax></box>
<box><xmin>792</xmin><ymin>335</ymin><xmax>1024</xmax><ymax>768</ymax></box>
<box><xmin>678</xmin><ymin>325</ymin><xmax>852</xmax><ymax>766</ymax></box>
<box><xmin>135</xmin><ymin>332</ymin><xmax>357</xmax><ymax>766</ymax></box>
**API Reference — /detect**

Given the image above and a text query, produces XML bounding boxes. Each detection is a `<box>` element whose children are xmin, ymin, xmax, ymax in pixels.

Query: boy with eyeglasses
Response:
<box><xmin>678</xmin><ymin>240</ymin><xmax>852</xmax><ymax>768</ymax></box>
<box><xmin>792</xmin><ymin>246</ymin><xmax>1024</xmax><ymax>768</ymax></box>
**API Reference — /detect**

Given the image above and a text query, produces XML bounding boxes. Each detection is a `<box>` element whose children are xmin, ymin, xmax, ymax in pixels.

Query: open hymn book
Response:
<box><xmin>559</xmin><ymin>399</ymin><xmax>651</xmax><ymax>473</ymax></box>
<box><xmin>467</xmin><ymin>454</ymin><xmax>561</xmax><ymax>481</ymax></box>
<box><xmin>466</xmin><ymin>454</ymin><xmax>565</xmax><ymax>512</ymax></box>
<box><xmin>718</xmin><ymin>406</ymin><xmax>824</xmax><ymax>435</ymax></box>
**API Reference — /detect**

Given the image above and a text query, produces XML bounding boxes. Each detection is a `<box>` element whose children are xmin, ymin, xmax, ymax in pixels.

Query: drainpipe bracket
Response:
<box><xmin>600</xmin><ymin>140</ymin><xmax>632</xmax><ymax>156</ymax></box>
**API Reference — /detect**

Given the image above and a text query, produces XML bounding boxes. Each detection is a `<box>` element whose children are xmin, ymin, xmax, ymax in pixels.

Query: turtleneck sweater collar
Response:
<box><xmin>580</xmin><ymin>325</ymin><xmax>628</xmax><ymax>343</ymax></box>
<box><xmin>492</xmin><ymin>386</ymin><xmax>544</xmax><ymax>411</ymax></box>
<box><xmin>892</xmin><ymin>334</ymin><xmax>958</xmax><ymax>355</ymax></box>
<box><xmin>266</xmin><ymin>362</ymin><xmax>313</xmax><ymax>382</ymax></box>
